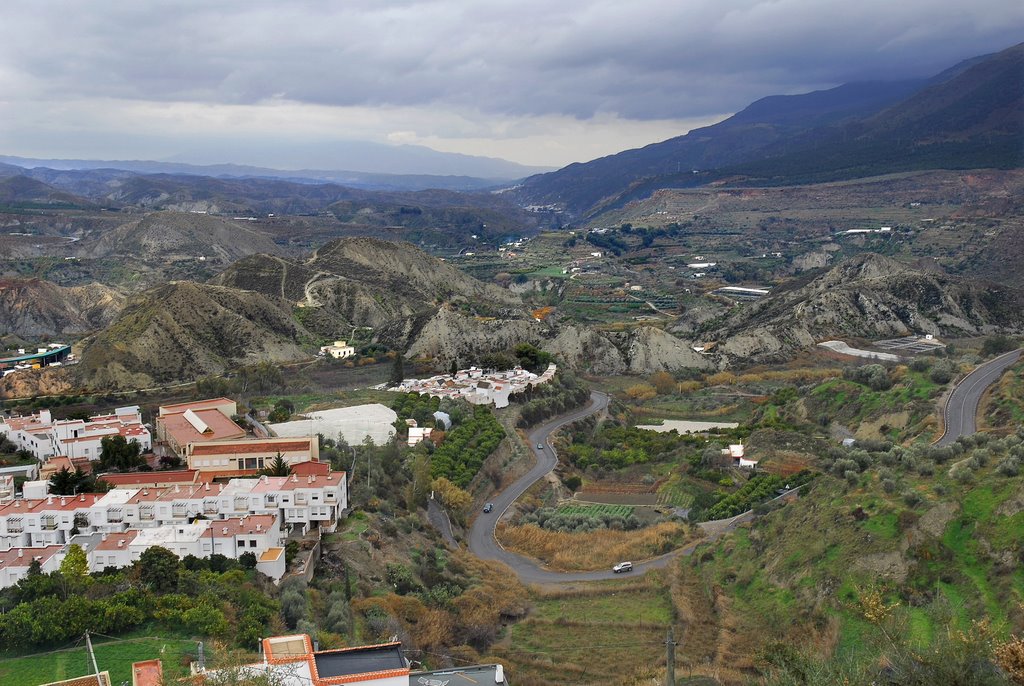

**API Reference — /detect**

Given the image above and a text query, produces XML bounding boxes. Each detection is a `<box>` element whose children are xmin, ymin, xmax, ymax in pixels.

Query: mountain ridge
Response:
<box><xmin>513</xmin><ymin>42</ymin><xmax>1024</xmax><ymax>219</ymax></box>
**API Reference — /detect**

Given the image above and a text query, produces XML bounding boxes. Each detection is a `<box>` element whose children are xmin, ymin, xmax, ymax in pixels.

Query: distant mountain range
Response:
<box><xmin>0</xmin><ymin>140</ymin><xmax>555</xmax><ymax>193</ymax></box>
<box><xmin>513</xmin><ymin>42</ymin><xmax>1024</xmax><ymax>219</ymax></box>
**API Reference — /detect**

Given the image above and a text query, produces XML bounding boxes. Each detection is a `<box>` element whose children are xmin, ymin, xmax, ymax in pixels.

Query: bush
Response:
<box><xmin>843</xmin><ymin>364</ymin><xmax>893</xmax><ymax>391</ymax></box>
<box><xmin>996</xmin><ymin>457</ymin><xmax>1020</xmax><ymax>477</ymax></box>
<box><xmin>981</xmin><ymin>335</ymin><xmax>1017</xmax><ymax>358</ymax></box>
<box><xmin>929</xmin><ymin>360</ymin><xmax>957</xmax><ymax>384</ymax></box>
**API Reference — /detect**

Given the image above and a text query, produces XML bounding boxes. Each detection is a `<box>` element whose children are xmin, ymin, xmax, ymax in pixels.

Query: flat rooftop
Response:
<box><xmin>411</xmin><ymin>665</ymin><xmax>507</xmax><ymax>685</ymax></box>
<box><xmin>313</xmin><ymin>643</ymin><xmax>407</xmax><ymax>680</ymax></box>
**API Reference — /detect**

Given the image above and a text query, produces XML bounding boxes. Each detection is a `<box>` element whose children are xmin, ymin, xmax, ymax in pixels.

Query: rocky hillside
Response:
<box><xmin>715</xmin><ymin>253</ymin><xmax>1024</xmax><ymax>361</ymax></box>
<box><xmin>213</xmin><ymin>237</ymin><xmax>522</xmax><ymax>335</ymax></box>
<box><xmin>78</xmin><ymin>211</ymin><xmax>283</xmax><ymax>264</ymax></box>
<box><xmin>0</xmin><ymin>278</ymin><xmax>125</xmax><ymax>338</ymax></box>
<box><xmin>75</xmin><ymin>282</ymin><xmax>313</xmax><ymax>388</ymax></box>
<box><xmin>381</xmin><ymin>306</ymin><xmax>714</xmax><ymax>375</ymax></box>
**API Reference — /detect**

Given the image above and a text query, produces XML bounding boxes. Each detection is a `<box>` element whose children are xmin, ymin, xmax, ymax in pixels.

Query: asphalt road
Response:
<box><xmin>936</xmin><ymin>348</ymin><xmax>1022</xmax><ymax>447</ymax></box>
<box><xmin>467</xmin><ymin>390</ymin><xmax>783</xmax><ymax>584</ymax></box>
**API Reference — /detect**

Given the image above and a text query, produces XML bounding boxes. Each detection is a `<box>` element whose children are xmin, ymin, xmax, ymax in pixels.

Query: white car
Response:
<box><xmin>612</xmin><ymin>561</ymin><xmax>633</xmax><ymax>573</ymax></box>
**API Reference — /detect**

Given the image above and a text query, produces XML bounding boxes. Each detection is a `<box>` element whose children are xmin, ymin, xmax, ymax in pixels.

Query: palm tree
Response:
<box><xmin>260</xmin><ymin>452</ymin><xmax>292</xmax><ymax>477</ymax></box>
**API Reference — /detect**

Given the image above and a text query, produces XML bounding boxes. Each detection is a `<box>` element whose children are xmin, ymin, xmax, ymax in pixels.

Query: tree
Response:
<box><xmin>49</xmin><ymin>466</ymin><xmax>83</xmax><ymax>495</ymax></box>
<box><xmin>98</xmin><ymin>435</ymin><xmax>145</xmax><ymax>472</ymax></box>
<box><xmin>267</xmin><ymin>399</ymin><xmax>295</xmax><ymax>423</ymax></box>
<box><xmin>260</xmin><ymin>453</ymin><xmax>292</xmax><ymax>477</ymax></box>
<box><xmin>138</xmin><ymin>546</ymin><xmax>180</xmax><ymax>593</ymax></box>
<box><xmin>60</xmin><ymin>544</ymin><xmax>88</xmax><ymax>579</ymax></box>
<box><xmin>239</xmin><ymin>552</ymin><xmax>257</xmax><ymax>569</ymax></box>
<box><xmin>58</xmin><ymin>543</ymin><xmax>90</xmax><ymax>599</ymax></box>
<box><xmin>649</xmin><ymin>371</ymin><xmax>676</xmax><ymax>395</ymax></box>
<box><xmin>431</xmin><ymin>477</ymin><xmax>472</xmax><ymax>513</ymax></box>
<box><xmin>390</xmin><ymin>354</ymin><xmax>405</xmax><ymax>385</ymax></box>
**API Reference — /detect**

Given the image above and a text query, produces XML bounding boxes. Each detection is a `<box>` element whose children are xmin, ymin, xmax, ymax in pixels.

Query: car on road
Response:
<box><xmin>537</xmin><ymin>443</ymin><xmax>544</xmax><ymax>450</ymax></box>
<box><xmin>483</xmin><ymin>502</ymin><xmax>494</xmax><ymax>513</ymax></box>
<box><xmin>612</xmin><ymin>561</ymin><xmax>633</xmax><ymax>573</ymax></box>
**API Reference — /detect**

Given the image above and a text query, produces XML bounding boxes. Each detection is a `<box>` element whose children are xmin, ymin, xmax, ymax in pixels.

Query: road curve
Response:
<box><xmin>467</xmin><ymin>390</ymin><xmax>775</xmax><ymax>584</ymax></box>
<box><xmin>936</xmin><ymin>348</ymin><xmax>1022</xmax><ymax>447</ymax></box>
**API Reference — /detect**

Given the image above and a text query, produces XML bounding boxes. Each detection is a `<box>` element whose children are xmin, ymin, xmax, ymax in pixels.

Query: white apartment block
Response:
<box><xmin>71</xmin><ymin>513</ymin><xmax>287</xmax><ymax>580</ymax></box>
<box><xmin>0</xmin><ymin>545</ymin><xmax>65</xmax><ymax>588</ymax></box>
<box><xmin>0</xmin><ymin>406</ymin><xmax>151</xmax><ymax>462</ymax></box>
<box><xmin>0</xmin><ymin>470</ymin><xmax>346</xmax><ymax>587</ymax></box>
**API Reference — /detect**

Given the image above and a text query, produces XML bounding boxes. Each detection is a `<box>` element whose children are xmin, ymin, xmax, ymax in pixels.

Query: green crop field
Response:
<box><xmin>0</xmin><ymin>636</ymin><xmax>202</xmax><ymax>686</ymax></box>
<box><xmin>556</xmin><ymin>503</ymin><xmax>635</xmax><ymax>518</ymax></box>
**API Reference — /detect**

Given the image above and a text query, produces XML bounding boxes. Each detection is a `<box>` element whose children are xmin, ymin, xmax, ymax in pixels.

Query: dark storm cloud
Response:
<box><xmin>4</xmin><ymin>0</ymin><xmax>1022</xmax><ymax>121</ymax></box>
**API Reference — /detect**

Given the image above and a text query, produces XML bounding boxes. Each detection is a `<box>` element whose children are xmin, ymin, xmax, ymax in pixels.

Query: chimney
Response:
<box><xmin>143</xmin><ymin>489</ymin><xmax>149</xmax><ymax>496</ymax></box>
<box><xmin>47</xmin><ymin>495</ymin><xmax>53</xmax><ymax>504</ymax></box>
<box><xmin>60</xmin><ymin>497</ymin><xmax>66</xmax><ymax>506</ymax></box>
<box><xmin>101</xmin><ymin>533</ymin><xmax>108</xmax><ymax>541</ymax></box>
<box><xmin>222</xmin><ymin>527</ymin><xmax>228</xmax><ymax>535</ymax></box>
<box><xmin>118</xmin><ymin>540</ymin><xmax>125</xmax><ymax>548</ymax></box>
<box><xmin>204</xmin><ymin>483</ymin><xmax>210</xmax><ymax>491</ymax></box>
<box><xmin>291</xmin><ymin>474</ymin><xmax>298</xmax><ymax>483</ymax></box>
<box><xmin>17</xmin><ymin>548</ymin><xmax>23</xmax><ymax>558</ymax></box>
<box><xmin>80</xmin><ymin>494</ymin><xmax>85</xmax><ymax>502</ymax></box>
<box><xmin>256</xmin><ymin>523</ymin><xmax>261</xmax><ymax>532</ymax></box>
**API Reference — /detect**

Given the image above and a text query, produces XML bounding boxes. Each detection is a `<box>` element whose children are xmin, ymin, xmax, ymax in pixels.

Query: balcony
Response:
<box><xmin>41</xmin><ymin>519</ymin><xmax>58</xmax><ymax>531</ymax></box>
<box><xmin>233</xmin><ymin>498</ymin><xmax>249</xmax><ymax>511</ymax></box>
<box><xmin>140</xmin><ymin>508</ymin><xmax>155</xmax><ymax>521</ymax></box>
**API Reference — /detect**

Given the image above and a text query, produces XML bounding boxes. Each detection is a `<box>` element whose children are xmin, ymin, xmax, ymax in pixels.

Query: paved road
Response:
<box><xmin>466</xmin><ymin>390</ymin><xmax>797</xmax><ymax>584</ymax></box>
<box><xmin>936</xmin><ymin>348</ymin><xmax>1022</xmax><ymax>447</ymax></box>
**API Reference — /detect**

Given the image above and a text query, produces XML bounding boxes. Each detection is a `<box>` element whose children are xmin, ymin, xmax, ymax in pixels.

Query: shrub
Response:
<box><xmin>996</xmin><ymin>457</ymin><xmax>1020</xmax><ymax>477</ymax></box>
<box><xmin>929</xmin><ymin>360</ymin><xmax>957</xmax><ymax>384</ymax></box>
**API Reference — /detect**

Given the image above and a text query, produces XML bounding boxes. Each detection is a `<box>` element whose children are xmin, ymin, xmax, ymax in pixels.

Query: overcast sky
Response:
<box><xmin>0</xmin><ymin>1</ymin><xmax>1020</xmax><ymax>170</ymax></box>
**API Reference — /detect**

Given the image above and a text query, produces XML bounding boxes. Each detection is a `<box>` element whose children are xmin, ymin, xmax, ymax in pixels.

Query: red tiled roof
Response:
<box><xmin>100</xmin><ymin>470</ymin><xmax>198</xmax><ymax>486</ymax></box>
<box><xmin>190</xmin><ymin>439</ymin><xmax>311</xmax><ymax>456</ymax></box>
<box><xmin>159</xmin><ymin>408</ymin><xmax>245</xmax><ymax>446</ymax></box>
<box><xmin>95</xmin><ymin>530</ymin><xmax>139</xmax><ymax>550</ymax></box>
<box><xmin>159</xmin><ymin>398</ymin><xmax>235</xmax><ymax>415</ymax></box>
<box><xmin>0</xmin><ymin>545</ymin><xmax>64</xmax><ymax>568</ymax></box>
<box><xmin>290</xmin><ymin>460</ymin><xmax>330</xmax><ymax>476</ymax></box>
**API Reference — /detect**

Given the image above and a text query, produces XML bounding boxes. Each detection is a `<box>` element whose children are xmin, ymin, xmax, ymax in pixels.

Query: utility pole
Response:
<box><xmin>665</xmin><ymin>626</ymin><xmax>676</xmax><ymax>686</ymax></box>
<box><xmin>85</xmin><ymin>631</ymin><xmax>105</xmax><ymax>686</ymax></box>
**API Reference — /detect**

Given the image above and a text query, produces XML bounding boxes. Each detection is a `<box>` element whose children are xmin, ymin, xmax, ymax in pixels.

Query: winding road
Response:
<box><xmin>459</xmin><ymin>349</ymin><xmax>1024</xmax><ymax>583</ymax></box>
<box><xmin>936</xmin><ymin>348</ymin><xmax>1022</xmax><ymax>447</ymax></box>
<box><xmin>466</xmin><ymin>391</ymin><xmax>770</xmax><ymax>584</ymax></box>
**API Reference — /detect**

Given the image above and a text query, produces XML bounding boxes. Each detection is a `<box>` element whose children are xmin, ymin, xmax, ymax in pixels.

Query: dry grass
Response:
<box><xmin>706</xmin><ymin>368</ymin><xmax>842</xmax><ymax>387</ymax></box>
<box><xmin>495</xmin><ymin>521</ymin><xmax>689</xmax><ymax>570</ymax></box>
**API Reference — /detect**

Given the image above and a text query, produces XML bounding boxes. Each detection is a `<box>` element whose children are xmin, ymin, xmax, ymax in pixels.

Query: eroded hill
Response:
<box><xmin>75</xmin><ymin>282</ymin><xmax>313</xmax><ymax>388</ymax></box>
<box><xmin>713</xmin><ymin>253</ymin><xmax>1024</xmax><ymax>361</ymax></box>
<box><xmin>0</xmin><ymin>278</ymin><xmax>125</xmax><ymax>339</ymax></box>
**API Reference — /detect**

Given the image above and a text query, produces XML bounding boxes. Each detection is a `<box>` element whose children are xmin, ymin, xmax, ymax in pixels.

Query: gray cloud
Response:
<box><xmin>0</xmin><ymin>0</ymin><xmax>1021</xmax><ymax>166</ymax></box>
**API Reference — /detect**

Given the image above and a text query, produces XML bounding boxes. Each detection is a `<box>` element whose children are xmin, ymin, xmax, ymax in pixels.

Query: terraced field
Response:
<box><xmin>556</xmin><ymin>503</ymin><xmax>635</xmax><ymax>518</ymax></box>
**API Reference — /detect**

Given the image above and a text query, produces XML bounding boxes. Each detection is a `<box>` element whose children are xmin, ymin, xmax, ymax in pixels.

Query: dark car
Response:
<box><xmin>483</xmin><ymin>502</ymin><xmax>494</xmax><ymax>513</ymax></box>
